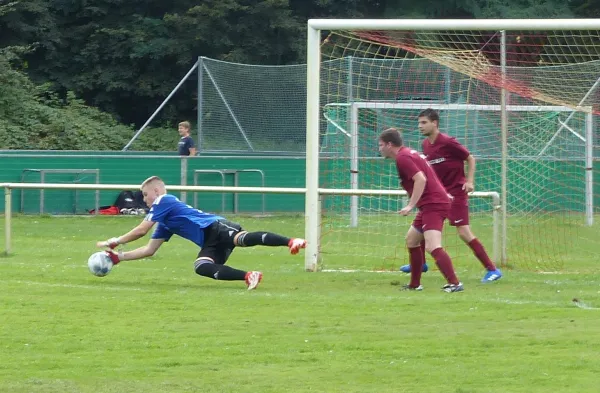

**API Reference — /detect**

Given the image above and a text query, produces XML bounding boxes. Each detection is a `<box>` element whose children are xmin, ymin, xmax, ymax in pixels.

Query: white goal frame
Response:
<box><xmin>325</xmin><ymin>101</ymin><xmax>593</xmax><ymax>228</ymax></box>
<box><xmin>305</xmin><ymin>19</ymin><xmax>598</xmax><ymax>271</ymax></box>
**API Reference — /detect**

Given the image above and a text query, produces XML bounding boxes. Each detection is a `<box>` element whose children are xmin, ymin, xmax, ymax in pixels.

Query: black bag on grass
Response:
<box><xmin>115</xmin><ymin>190</ymin><xmax>148</xmax><ymax>214</ymax></box>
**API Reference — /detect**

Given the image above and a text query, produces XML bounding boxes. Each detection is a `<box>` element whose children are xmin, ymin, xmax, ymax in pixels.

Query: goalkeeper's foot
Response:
<box><xmin>288</xmin><ymin>238</ymin><xmax>307</xmax><ymax>255</ymax></box>
<box><xmin>245</xmin><ymin>271</ymin><xmax>263</xmax><ymax>290</ymax></box>
<box><xmin>399</xmin><ymin>263</ymin><xmax>429</xmax><ymax>273</ymax></box>
<box><xmin>482</xmin><ymin>269</ymin><xmax>503</xmax><ymax>283</ymax></box>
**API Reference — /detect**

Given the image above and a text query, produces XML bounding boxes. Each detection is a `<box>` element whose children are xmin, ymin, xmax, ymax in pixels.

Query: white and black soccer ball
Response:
<box><xmin>87</xmin><ymin>251</ymin><xmax>114</xmax><ymax>277</ymax></box>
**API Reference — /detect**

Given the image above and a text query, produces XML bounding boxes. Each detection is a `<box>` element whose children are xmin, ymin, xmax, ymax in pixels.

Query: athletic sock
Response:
<box><xmin>195</xmin><ymin>263</ymin><xmax>246</xmax><ymax>281</ymax></box>
<box><xmin>431</xmin><ymin>248</ymin><xmax>459</xmax><ymax>285</ymax></box>
<box><xmin>236</xmin><ymin>232</ymin><xmax>290</xmax><ymax>247</ymax></box>
<box><xmin>408</xmin><ymin>247</ymin><xmax>425</xmax><ymax>287</ymax></box>
<box><xmin>468</xmin><ymin>238</ymin><xmax>497</xmax><ymax>271</ymax></box>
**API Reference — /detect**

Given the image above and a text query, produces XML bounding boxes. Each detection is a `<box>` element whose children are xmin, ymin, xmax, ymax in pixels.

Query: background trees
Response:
<box><xmin>0</xmin><ymin>0</ymin><xmax>594</xmax><ymax>149</ymax></box>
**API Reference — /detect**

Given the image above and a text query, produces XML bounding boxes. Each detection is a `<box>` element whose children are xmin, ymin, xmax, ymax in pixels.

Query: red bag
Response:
<box><xmin>89</xmin><ymin>206</ymin><xmax>120</xmax><ymax>215</ymax></box>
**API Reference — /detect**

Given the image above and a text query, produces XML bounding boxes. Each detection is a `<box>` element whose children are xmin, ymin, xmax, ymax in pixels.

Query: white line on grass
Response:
<box><xmin>479</xmin><ymin>297</ymin><xmax>600</xmax><ymax>310</ymax></box>
<box><xmin>484</xmin><ymin>298</ymin><xmax>563</xmax><ymax>307</ymax></box>
<box><xmin>6</xmin><ymin>261</ymin><xmax>174</xmax><ymax>272</ymax></box>
<box><xmin>7</xmin><ymin>280</ymin><xmax>597</xmax><ymax>309</ymax></box>
<box><xmin>321</xmin><ymin>269</ymin><xmax>398</xmax><ymax>273</ymax></box>
<box><xmin>572</xmin><ymin>298</ymin><xmax>599</xmax><ymax>310</ymax></box>
<box><xmin>322</xmin><ymin>268</ymin><xmax>589</xmax><ymax>276</ymax></box>
<box><xmin>9</xmin><ymin>280</ymin><xmax>146</xmax><ymax>292</ymax></box>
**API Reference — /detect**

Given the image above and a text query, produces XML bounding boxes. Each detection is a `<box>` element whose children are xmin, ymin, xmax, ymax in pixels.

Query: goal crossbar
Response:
<box><xmin>308</xmin><ymin>18</ymin><xmax>600</xmax><ymax>31</ymax></box>
<box><xmin>326</xmin><ymin>102</ymin><xmax>583</xmax><ymax>112</ymax></box>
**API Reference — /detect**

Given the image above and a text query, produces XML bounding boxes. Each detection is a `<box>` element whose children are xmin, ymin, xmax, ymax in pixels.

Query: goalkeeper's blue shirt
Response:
<box><xmin>145</xmin><ymin>194</ymin><xmax>223</xmax><ymax>247</ymax></box>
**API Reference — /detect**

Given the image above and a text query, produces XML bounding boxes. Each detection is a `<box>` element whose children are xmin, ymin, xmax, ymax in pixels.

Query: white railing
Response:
<box><xmin>1</xmin><ymin>183</ymin><xmax>501</xmax><ymax>271</ymax></box>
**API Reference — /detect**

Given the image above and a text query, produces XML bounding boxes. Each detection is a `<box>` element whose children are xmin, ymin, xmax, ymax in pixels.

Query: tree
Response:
<box><xmin>570</xmin><ymin>0</ymin><xmax>600</xmax><ymax>17</ymax></box>
<box><xmin>0</xmin><ymin>0</ymin><xmax>591</xmax><ymax>150</ymax></box>
<box><xmin>0</xmin><ymin>46</ymin><xmax>136</xmax><ymax>150</ymax></box>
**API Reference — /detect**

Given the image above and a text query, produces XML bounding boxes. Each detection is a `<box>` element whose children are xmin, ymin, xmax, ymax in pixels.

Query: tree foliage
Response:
<box><xmin>0</xmin><ymin>0</ymin><xmax>593</xmax><ymax>150</ymax></box>
<box><xmin>0</xmin><ymin>46</ymin><xmax>136</xmax><ymax>150</ymax></box>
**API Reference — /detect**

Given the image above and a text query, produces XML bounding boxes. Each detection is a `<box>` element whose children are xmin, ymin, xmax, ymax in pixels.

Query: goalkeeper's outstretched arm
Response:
<box><xmin>100</xmin><ymin>238</ymin><xmax>164</xmax><ymax>264</ymax></box>
<box><xmin>117</xmin><ymin>239</ymin><xmax>165</xmax><ymax>261</ymax></box>
<box><xmin>96</xmin><ymin>219</ymin><xmax>155</xmax><ymax>248</ymax></box>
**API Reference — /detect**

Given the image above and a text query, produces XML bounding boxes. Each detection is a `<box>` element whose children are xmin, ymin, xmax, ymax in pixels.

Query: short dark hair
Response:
<box><xmin>418</xmin><ymin>108</ymin><xmax>440</xmax><ymax>123</ymax></box>
<box><xmin>379</xmin><ymin>128</ymin><xmax>403</xmax><ymax>147</ymax></box>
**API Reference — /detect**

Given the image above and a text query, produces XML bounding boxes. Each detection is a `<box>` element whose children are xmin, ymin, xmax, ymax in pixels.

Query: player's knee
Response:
<box><xmin>423</xmin><ymin>231</ymin><xmax>443</xmax><ymax>253</ymax></box>
<box><xmin>233</xmin><ymin>231</ymin><xmax>248</xmax><ymax>246</ymax></box>
<box><xmin>405</xmin><ymin>228</ymin><xmax>423</xmax><ymax>248</ymax></box>
<box><xmin>406</xmin><ymin>238</ymin><xmax>421</xmax><ymax>248</ymax></box>
<box><xmin>457</xmin><ymin>226</ymin><xmax>474</xmax><ymax>242</ymax></box>
<box><xmin>194</xmin><ymin>258</ymin><xmax>218</xmax><ymax>279</ymax></box>
<box><xmin>424</xmin><ymin>243</ymin><xmax>440</xmax><ymax>254</ymax></box>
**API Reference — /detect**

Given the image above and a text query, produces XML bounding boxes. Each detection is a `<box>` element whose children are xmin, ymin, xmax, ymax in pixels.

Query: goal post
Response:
<box><xmin>306</xmin><ymin>19</ymin><xmax>599</xmax><ymax>272</ymax></box>
<box><xmin>323</xmin><ymin>100</ymin><xmax>506</xmax><ymax>262</ymax></box>
<box><xmin>326</xmin><ymin>101</ymin><xmax>591</xmax><ymax>228</ymax></box>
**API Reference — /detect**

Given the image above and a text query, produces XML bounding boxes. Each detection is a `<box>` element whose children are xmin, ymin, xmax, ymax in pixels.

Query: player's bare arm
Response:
<box><xmin>463</xmin><ymin>154</ymin><xmax>476</xmax><ymax>193</ymax></box>
<box><xmin>400</xmin><ymin>171</ymin><xmax>426</xmax><ymax>216</ymax></box>
<box><xmin>96</xmin><ymin>219</ymin><xmax>155</xmax><ymax>248</ymax></box>
<box><xmin>117</xmin><ymin>238</ymin><xmax>165</xmax><ymax>261</ymax></box>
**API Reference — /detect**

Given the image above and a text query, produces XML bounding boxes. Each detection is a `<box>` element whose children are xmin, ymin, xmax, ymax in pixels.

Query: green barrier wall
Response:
<box><xmin>0</xmin><ymin>153</ymin><xmax>598</xmax><ymax>215</ymax></box>
<box><xmin>0</xmin><ymin>154</ymin><xmax>305</xmax><ymax>214</ymax></box>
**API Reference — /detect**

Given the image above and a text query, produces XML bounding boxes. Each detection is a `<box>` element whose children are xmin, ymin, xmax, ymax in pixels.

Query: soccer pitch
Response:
<box><xmin>1</xmin><ymin>215</ymin><xmax>599</xmax><ymax>393</ymax></box>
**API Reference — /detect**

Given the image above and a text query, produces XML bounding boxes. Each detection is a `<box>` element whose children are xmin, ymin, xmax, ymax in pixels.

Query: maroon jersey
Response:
<box><xmin>422</xmin><ymin>133</ymin><xmax>470</xmax><ymax>197</ymax></box>
<box><xmin>395</xmin><ymin>147</ymin><xmax>451</xmax><ymax>208</ymax></box>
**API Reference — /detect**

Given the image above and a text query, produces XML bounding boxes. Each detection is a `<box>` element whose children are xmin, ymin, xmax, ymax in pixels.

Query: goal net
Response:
<box><xmin>306</xmin><ymin>20</ymin><xmax>599</xmax><ymax>272</ymax></box>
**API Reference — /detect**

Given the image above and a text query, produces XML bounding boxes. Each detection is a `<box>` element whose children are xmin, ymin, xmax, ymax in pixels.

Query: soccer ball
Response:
<box><xmin>87</xmin><ymin>251</ymin><xmax>113</xmax><ymax>277</ymax></box>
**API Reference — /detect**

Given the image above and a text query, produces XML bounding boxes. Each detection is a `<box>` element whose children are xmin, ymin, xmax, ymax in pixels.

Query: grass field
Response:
<box><xmin>1</xmin><ymin>215</ymin><xmax>600</xmax><ymax>393</ymax></box>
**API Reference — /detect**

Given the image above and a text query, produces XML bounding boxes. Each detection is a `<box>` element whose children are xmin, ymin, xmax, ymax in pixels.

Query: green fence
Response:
<box><xmin>0</xmin><ymin>153</ymin><xmax>305</xmax><ymax>214</ymax></box>
<box><xmin>0</xmin><ymin>152</ymin><xmax>598</xmax><ymax>215</ymax></box>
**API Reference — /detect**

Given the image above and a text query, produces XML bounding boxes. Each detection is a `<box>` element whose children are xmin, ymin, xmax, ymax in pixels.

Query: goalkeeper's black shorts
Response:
<box><xmin>198</xmin><ymin>219</ymin><xmax>243</xmax><ymax>265</ymax></box>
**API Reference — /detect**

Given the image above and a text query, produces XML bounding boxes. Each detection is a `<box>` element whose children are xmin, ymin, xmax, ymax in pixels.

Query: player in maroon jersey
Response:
<box><xmin>379</xmin><ymin>128</ymin><xmax>463</xmax><ymax>292</ymax></box>
<box><xmin>399</xmin><ymin>109</ymin><xmax>502</xmax><ymax>283</ymax></box>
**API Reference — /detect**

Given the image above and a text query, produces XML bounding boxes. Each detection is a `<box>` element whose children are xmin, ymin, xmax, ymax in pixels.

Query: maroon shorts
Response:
<box><xmin>412</xmin><ymin>204</ymin><xmax>449</xmax><ymax>233</ymax></box>
<box><xmin>448</xmin><ymin>197</ymin><xmax>469</xmax><ymax>227</ymax></box>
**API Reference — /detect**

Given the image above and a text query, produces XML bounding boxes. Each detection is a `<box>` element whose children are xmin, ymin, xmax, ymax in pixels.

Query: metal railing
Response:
<box><xmin>1</xmin><ymin>183</ymin><xmax>501</xmax><ymax>271</ymax></box>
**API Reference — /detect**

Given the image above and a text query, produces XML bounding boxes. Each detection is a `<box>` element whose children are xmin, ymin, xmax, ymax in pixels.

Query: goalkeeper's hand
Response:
<box><xmin>105</xmin><ymin>250</ymin><xmax>123</xmax><ymax>265</ymax></box>
<box><xmin>96</xmin><ymin>237</ymin><xmax>121</xmax><ymax>249</ymax></box>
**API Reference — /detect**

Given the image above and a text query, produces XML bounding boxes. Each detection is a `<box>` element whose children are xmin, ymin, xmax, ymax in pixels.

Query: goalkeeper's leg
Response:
<box><xmin>194</xmin><ymin>256</ymin><xmax>263</xmax><ymax>290</ymax></box>
<box><xmin>234</xmin><ymin>231</ymin><xmax>306</xmax><ymax>255</ymax></box>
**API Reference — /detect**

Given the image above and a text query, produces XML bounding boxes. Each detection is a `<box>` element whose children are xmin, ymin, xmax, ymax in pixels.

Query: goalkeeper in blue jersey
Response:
<box><xmin>96</xmin><ymin>176</ymin><xmax>306</xmax><ymax>290</ymax></box>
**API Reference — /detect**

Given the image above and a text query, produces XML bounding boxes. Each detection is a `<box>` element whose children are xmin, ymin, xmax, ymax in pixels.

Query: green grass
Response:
<box><xmin>1</xmin><ymin>215</ymin><xmax>600</xmax><ymax>393</ymax></box>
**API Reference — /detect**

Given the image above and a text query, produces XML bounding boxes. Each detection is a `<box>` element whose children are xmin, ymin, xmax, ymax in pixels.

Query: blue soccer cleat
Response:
<box><xmin>399</xmin><ymin>263</ymin><xmax>429</xmax><ymax>273</ymax></box>
<box><xmin>482</xmin><ymin>269</ymin><xmax>503</xmax><ymax>283</ymax></box>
